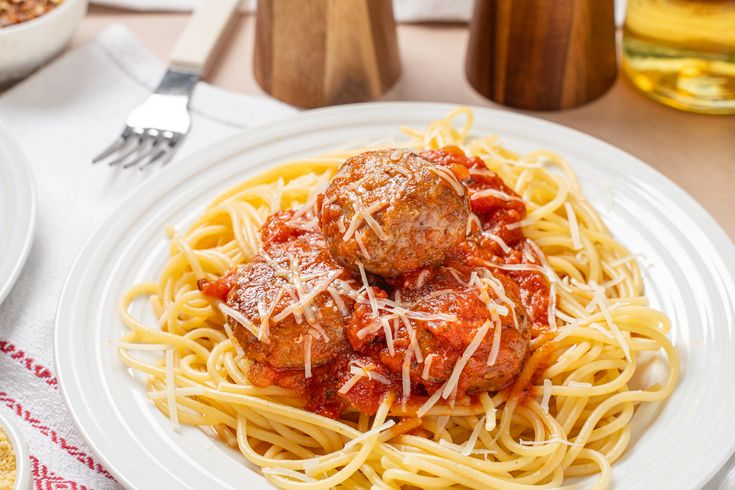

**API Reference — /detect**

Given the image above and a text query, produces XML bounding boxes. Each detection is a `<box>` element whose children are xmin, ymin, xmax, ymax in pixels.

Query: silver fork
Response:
<box><xmin>93</xmin><ymin>0</ymin><xmax>240</xmax><ymax>169</ymax></box>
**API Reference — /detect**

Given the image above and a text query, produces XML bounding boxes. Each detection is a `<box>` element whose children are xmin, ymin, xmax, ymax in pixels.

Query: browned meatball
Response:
<box><xmin>378</xmin><ymin>267</ymin><xmax>530</xmax><ymax>397</ymax></box>
<box><xmin>318</xmin><ymin>150</ymin><xmax>470</xmax><ymax>278</ymax></box>
<box><xmin>225</xmin><ymin>232</ymin><xmax>356</xmax><ymax>369</ymax></box>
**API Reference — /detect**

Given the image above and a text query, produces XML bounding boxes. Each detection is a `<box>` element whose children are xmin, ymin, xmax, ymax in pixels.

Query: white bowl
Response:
<box><xmin>0</xmin><ymin>411</ymin><xmax>30</xmax><ymax>490</ymax></box>
<box><xmin>0</xmin><ymin>0</ymin><xmax>88</xmax><ymax>85</ymax></box>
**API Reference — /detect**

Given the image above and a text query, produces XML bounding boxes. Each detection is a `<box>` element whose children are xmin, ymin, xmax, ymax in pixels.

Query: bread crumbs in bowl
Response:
<box><xmin>0</xmin><ymin>412</ymin><xmax>29</xmax><ymax>490</ymax></box>
<box><xmin>0</xmin><ymin>0</ymin><xmax>64</xmax><ymax>27</ymax></box>
<box><xmin>0</xmin><ymin>0</ymin><xmax>87</xmax><ymax>86</ymax></box>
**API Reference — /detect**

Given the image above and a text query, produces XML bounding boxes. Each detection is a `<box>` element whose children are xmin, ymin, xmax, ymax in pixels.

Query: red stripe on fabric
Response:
<box><xmin>30</xmin><ymin>454</ymin><xmax>90</xmax><ymax>490</ymax></box>
<box><xmin>0</xmin><ymin>392</ymin><xmax>114</xmax><ymax>480</ymax></box>
<box><xmin>0</xmin><ymin>340</ymin><xmax>58</xmax><ymax>387</ymax></box>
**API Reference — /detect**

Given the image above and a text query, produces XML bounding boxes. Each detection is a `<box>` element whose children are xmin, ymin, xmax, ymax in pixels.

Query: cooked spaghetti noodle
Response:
<box><xmin>118</xmin><ymin>108</ymin><xmax>678</xmax><ymax>489</ymax></box>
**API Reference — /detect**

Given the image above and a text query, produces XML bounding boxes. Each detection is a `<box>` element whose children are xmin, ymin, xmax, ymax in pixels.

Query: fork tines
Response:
<box><xmin>92</xmin><ymin>67</ymin><xmax>196</xmax><ymax>170</ymax></box>
<box><xmin>93</xmin><ymin>127</ymin><xmax>180</xmax><ymax>169</ymax></box>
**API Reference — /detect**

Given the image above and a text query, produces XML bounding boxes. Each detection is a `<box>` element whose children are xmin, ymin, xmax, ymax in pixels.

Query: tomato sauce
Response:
<box><xmin>422</xmin><ymin>147</ymin><xmax>553</xmax><ymax>337</ymax></box>
<box><xmin>200</xmin><ymin>147</ymin><xmax>555</xmax><ymax>416</ymax></box>
<box><xmin>197</xmin><ymin>269</ymin><xmax>238</xmax><ymax>302</ymax></box>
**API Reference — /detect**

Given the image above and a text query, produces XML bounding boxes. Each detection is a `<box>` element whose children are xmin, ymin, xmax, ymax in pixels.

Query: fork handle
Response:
<box><xmin>170</xmin><ymin>0</ymin><xmax>240</xmax><ymax>75</ymax></box>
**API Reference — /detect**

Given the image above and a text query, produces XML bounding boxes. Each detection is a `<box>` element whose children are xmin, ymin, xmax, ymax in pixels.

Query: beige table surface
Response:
<box><xmin>73</xmin><ymin>6</ymin><xmax>735</xmax><ymax>239</ymax></box>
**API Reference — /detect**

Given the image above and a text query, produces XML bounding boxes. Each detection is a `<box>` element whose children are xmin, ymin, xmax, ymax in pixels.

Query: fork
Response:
<box><xmin>93</xmin><ymin>0</ymin><xmax>240</xmax><ymax>169</ymax></box>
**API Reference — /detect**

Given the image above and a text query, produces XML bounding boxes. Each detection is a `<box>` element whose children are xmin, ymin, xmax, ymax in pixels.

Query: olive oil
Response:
<box><xmin>622</xmin><ymin>0</ymin><xmax>735</xmax><ymax>114</ymax></box>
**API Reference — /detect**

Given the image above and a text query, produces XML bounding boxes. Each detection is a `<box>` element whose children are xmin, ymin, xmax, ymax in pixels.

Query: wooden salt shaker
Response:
<box><xmin>465</xmin><ymin>0</ymin><xmax>618</xmax><ymax>111</ymax></box>
<box><xmin>254</xmin><ymin>0</ymin><xmax>401</xmax><ymax>108</ymax></box>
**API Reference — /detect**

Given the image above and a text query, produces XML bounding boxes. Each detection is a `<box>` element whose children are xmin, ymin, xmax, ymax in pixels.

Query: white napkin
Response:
<box><xmin>0</xmin><ymin>24</ymin><xmax>295</xmax><ymax>489</ymax></box>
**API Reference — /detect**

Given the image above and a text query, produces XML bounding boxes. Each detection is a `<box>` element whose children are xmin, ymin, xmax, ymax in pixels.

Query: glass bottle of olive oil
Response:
<box><xmin>622</xmin><ymin>0</ymin><xmax>735</xmax><ymax>114</ymax></box>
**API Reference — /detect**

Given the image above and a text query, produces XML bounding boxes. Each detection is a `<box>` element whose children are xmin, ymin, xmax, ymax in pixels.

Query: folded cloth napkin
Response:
<box><xmin>0</xmin><ymin>24</ymin><xmax>295</xmax><ymax>489</ymax></box>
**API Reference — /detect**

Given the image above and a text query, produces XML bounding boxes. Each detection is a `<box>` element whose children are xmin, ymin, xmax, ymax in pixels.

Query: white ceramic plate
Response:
<box><xmin>0</xmin><ymin>124</ymin><xmax>36</xmax><ymax>305</ymax></box>
<box><xmin>55</xmin><ymin>103</ymin><xmax>735</xmax><ymax>490</ymax></box>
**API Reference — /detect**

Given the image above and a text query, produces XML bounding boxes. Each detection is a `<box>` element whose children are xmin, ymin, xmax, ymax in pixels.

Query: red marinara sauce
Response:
<box><xmin>197</xmin><ymin>269</ymin><xmax>238</xmax><ymax>302</ymax></box>
<box><xmin>198</xmin><ymin>148</ymin><xmax>555</xmax><ymax>417</ymax></box>
<box><xmin>421</xmin><ymin>147</ymin><xmax>552</xmax><ymax>338</ymax></box>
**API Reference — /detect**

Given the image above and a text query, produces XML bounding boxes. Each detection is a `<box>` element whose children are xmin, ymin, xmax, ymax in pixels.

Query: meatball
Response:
<box><xmin>319</xmin><ymin>150</ymin><xmax>470</xmax><ymax>278</ymax></box>
<box><xmin>225</xmin><ymin>232</ymin><xmax>355</xmax><ymax>370</ymax></box>
<box><xmin>378</xmin><ymin>267</ymin><xmax>530</xmax><ymax>397</ymax></box>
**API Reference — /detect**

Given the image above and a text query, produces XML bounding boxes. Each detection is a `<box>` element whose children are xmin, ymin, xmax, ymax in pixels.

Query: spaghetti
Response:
<box><xmin>118</xmin><ymin>108</ymin><xmax>678</xmax><ymax>489</ymax></box>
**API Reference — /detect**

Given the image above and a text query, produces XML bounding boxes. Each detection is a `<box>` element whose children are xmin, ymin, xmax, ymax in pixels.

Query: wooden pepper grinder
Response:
<box><xmin>466</xmin><ymin>0</ymin><xmax>617</xmax><ymax>111</ymax></box>
<box><xmin>254</xmin><ymin>0</ymin><xmax>401</xmax><ymax>108</ymax></box>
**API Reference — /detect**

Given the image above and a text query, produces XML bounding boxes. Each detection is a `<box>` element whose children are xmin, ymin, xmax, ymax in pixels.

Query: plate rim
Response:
<box><xmin>0</xmin><ymin>122</ymin><xmax>36</xmax><ymax>306</ymax></box>
<box><xmin>54</xmin><ymin>101</ymin><xmax>735</xmax><ymax>490</ymax></box>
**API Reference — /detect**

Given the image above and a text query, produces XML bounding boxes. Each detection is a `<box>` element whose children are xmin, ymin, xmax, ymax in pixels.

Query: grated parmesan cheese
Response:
<box><xmin>471</xmin><ymin>188</ymin><xmax>523</xmax><ymax>203</ymax></box>
<box><xmin>486</xmin><ymin>313</ymin><xmax>503</xmax><ymax>366</ymax></box>
<box><xmin>565</xmin><ymin>202</ymin><xmax>583</xmax><ymax>250</ymax></box>
<box><xmin>288</xmin><ymin>255</ymin><xmax>316</xmax><ymax>323</ymax></box>
<box><xmin>417</xmin><ymin>380</ymin><xmax>450</xmax><ymax>417</ymax></box>
<box><xmin>343</xmin><ymin>201</ymin><xmax>388</xmax><ymax>242</ymax></box>
<box><xmin>590</xmin><ymin>285</ymin><xmax>631</xmax><ymax>362</ymax></box>
<box><xmin>445</xmin><ymin>266</ymin><xmax>470</xmax><ymax>286</ymax></box>
<box><xmin>344</xmin><ymin>420</ymin><xmax>396</xmax><ymax>450</ymax></box>
<box><xmin>461</xmin><ymin>416</ymin><xmax>486</xmax><ymax>456</ymax></box>
<box><xmin>327</xmin><ymin>286</ymin><xmax>349</xmax><ymax>316</ymax></box>
<box><xmin>506</xmin><ymin>217</ymin><xmax>537</xmax><ymax>230</ymax></box>
<box><xmin>387</xmin><ymin>163</ymin><xmax>412</xmax><ymax>178</ymax></box>
<box><xmin>304</xmin><ymin>335</ymin><xmax>313</xmax><ymax>378</ymax></box>
<box><xmin>400</xmin><ymin>316</ymin><xmax>424</xmax><ymax>363</ymax></box>
<box><xmin>270</xmin><ymin>178</ymin><xmax>284</xmax><ymax>213</ymax></box>
<box><xmin>165</xmin><ymin>349</ymin><xmax>179</xmax><ymax>430</ymax></box>
<box><xmin>428</xmin><ymin>165</ymin><xmax>465</xmax><ymax>196</ymax></box>
<box><xmin>222</xmin><ymin>319</ymin><xmax>245</xmax><ymax>358</ymax></box>
<box><xmin>401</xmin><ymin>350</ymin><xmax>413</xmax><ymax>408</ymax></box>
<box><xmin>415</xmin><ymin>269</ymin><xmax>431</xmax><ymax>289</ymax></box>
<box><xmin>380</xmin><ymin>317</ymin><xmax>396</xmax><ymax>356</ymax></box>
<box><xmin>487</xmin><ymin>262</ymin><xmax>549</xmax><ymax>276</ymax></box>
<box><xmin>466</xmin><ymin>213</ymin><xmax>482</xmax><ymax>236</ymax></box>
<box><xmin>483</xmin><ymin>232</ymin><xmax>511</xmax><ymax>254</ymax></box>
<box><xmin>422</xmin><ymin>353</ymin><xmax>436</xmax><ymax>380</ymax></box>
<box><xmin>540</xmin><ymin>379</ymin><xmax>552</xmax><ymax>413</ymax></box>
<box><xmin>355</xmin><ymin>231</ymin><xmax>372</xmax><ymax>259</ymax></box>
<box><xmin>589</xmin><ymin>321</ymin><xmax>615</xmax><ymax>338</ymax></box>
<box><xmin>272</xmin><ymin>270</ymin><xmax>341</xmax><ymax>322</ymax></box>
<box><xmin>356</xmin><ymin>320</ymin><xmax>383</xmax><ymax>340</ymax></box>
<box><xmin>547</xmin><ymin>282</ymin><xmax>557</xmax><ymax>330</ymax></box>
<box><xmin>218</xmin><ymin>303</ymin><xmax>261</xmax><ymax>341</ymax></box>
<box><xmin>435</xmin><ymin>415</ymin><xmax>450</xmax><ymax>436</ymax></box>
<box><xmin>357</xmin><ymin>262</ymin><xmax>379</xmax><ymax>319</ymax></box>
<box><xmin>338</xmin><ymin>373</ymin><xmax>364</xmax><ymax>395</ymax></box>
<box><xmin>356</xmin><ymin>201</ymin><xmax>388</xmax><ymax>241</ymax></box>
<box><xmin>608</xmin><ymin>254</ymin><xmax>642</xmax><ymax>268</ymax></box>
<box><xmin>442</xmin><ymin>320</ymin><xmax>492</xmax><ymax>399</ymax></box>
<box><xmin>256</xmin><ymin>301</ymin><xmax>270</xmax><ymax>342</ymax></box>
<box><xmin>350</xmin><ymin>364</ymin><xmax>391</xmax><ymax>385</ymax></box>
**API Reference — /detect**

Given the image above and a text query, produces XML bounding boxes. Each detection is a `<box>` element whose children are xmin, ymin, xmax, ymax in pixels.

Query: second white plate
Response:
<box><xmin>0</xmin><ymin>124</ymin><xmax>36</xmax><ymax>306</ymax></box>
<box><xmin>55</xmin><ymin>103</ymin><xmax>735</xmax><ymax>489</ymax></box>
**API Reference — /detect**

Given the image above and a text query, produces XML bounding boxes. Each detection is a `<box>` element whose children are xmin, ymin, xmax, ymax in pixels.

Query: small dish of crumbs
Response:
<box><xmin>0</xmin><ymin>0</ymin><xmax>86</xmax><ymax>85</ymax></box>
<box><xmin>0</xmin><ymin>0</ymin><xmax>63</xmax><ymax>28</ymax></box>
<box><xmin>0</xmin><ymin>412</ymin><xmax>29</xmax><ymax>490</ymax></box>
<box><xmin>0</xmin><ymin>426</ymin><xmax>15</xmax><ymax>490</ymax></box>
